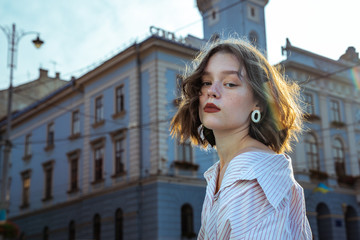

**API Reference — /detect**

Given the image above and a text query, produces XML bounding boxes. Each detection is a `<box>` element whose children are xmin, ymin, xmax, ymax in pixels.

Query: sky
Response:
<box><xmin>1</xmin><ymin>0</ymin><xmax>360</xmax><ymax>90</ymax></box>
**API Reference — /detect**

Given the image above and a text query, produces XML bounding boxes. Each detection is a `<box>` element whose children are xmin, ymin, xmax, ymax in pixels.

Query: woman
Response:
<box><xmin>171</xmin><ymin>38</ymin><xmax>312</xmax><ymax>239</ymax></box>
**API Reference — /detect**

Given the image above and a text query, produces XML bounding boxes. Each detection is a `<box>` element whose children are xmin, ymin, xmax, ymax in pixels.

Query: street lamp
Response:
<box><xmin>0</xmin><ymin>23</ymin><xmax>44</xmax><ymax>227</ymax></box>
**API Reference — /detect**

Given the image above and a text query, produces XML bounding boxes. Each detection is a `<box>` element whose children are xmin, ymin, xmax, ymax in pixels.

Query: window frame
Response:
<box><xmin>44</xmin><ymin>122</ymin><xmax>55</xmax><ymax>151</ymax></box>
<box><xmin>181</xmin><ymin>204</ymin><xmax>196</xmax><ymax>238</ymax></box>
<box><xmin>305</xmin><ymin>133</ymin><xmax>319</xmax><ymax>171</ymax></box>
<box><xmin>330</xmin><ymin>99</ymin><xmax>341</xmax><ymax>122</ymax></box>
<box><xmin>23</xmin><ymin>133</ymin><xmax>32</xmax><ymax>160</ymax></box>
<box><xmin>110</xmin><ymin>129</ymin><xmax>127</xmax><ymax>177</ymax></box>
<box><xmin>67</xmin><ymin>149</ymin><xmax>81</xmax><ymax>193</ymax></box>
<box><xmin>90</xmin><ymin>137</ymin><xmax>106</xmax><ymax>184</ymax></box>
<box><xmin>177</xmin><ymin>141</ymin><xmax>193</xmax><ymax>163</ymax></box>
<box><xmin>115</xmin><ymin>85</ymin><xmax>125</xmax><ymax>114</ymax></box>
<box><xmin>71</xmin><ymin>110</ymin><xmax>80</xmax><ymax>137</ymax></box>
<box><xmin>333</xmin><ymin>138</ymin><xmax>346</xmax><ymax>177</ymax></box>
<box><xmin>304</xmin><ymin>92</ymin><xmax>315</xmax><ymax>115</ymax></box>
<box><xmin>95</xmin><ymin>95</ymin><xmax>104</xmax><ymax>123</ymax></box>
<box><xmin>42</xmin><ymin>160</ymin><xmax>54</xmax><ymax>201</ymax></box>
<box><xmin>20</xmin><ymin>169</ymin><xmax>32</xmax><ymax>209</ymax></box>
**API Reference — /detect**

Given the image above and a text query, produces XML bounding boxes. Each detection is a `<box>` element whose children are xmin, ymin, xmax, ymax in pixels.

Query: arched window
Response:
<box><xmin>316</xmin><ymin>203</ymin><xmax>333</xmax><ymax>240</ymax></box>
<box><xmin>305</xmin><ymin>133</ymin><xmax>319</xmax><ymax>171</ymax></box>
<box><xmin>345</xmin><ymin>205</ymin><xmax>360</xmax><ymax>240</ymax></box>
<box><xmin>69</xmin><ymin>220</ymin><xmax>75</xmax><ymax>240</ymax></box>
<box><xmin>43</xmin><ymin>226</ymin><xmax>49</xmax><ymax>240</ymax></box>
<box><xmin>115</xmin><ymin>208</ymin><xmax>123</xmax><ymax>240</ymax></box>
<box><xmin>333</xmin><ymin>138</ymin><xmax>345</xmax><ymax>177</ymax></box>
<box><xmin>93</xmin><ymin>214</ymin><xmax>101</xmax><ymax>240</ymax></box>
<box><xmin>181</xmin><ymin>204</ymin><xmax>195</xmax><ymax>238</ymax></box>
<box><xmin>248</xmin><ymin>31</ymin><xmax>259</xmax><ymax>48</ymax></box>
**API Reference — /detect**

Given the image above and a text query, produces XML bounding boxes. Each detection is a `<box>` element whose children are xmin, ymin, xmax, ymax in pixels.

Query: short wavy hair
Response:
<box><xmin>170</xmin><ymin>38</ymin><xmax>303</xmax><ymax>154</ymax></box>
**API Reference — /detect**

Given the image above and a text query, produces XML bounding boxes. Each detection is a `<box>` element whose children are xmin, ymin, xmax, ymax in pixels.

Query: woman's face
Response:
<box><xmin>198</xmin><ymin>52</ymin><xmax>258</xmax><ymax>134</ymax></box>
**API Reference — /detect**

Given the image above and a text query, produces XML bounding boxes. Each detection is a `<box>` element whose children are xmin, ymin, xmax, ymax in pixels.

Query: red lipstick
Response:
<box><xmin>204</xmin><ymin>103</ymin><xmax>221</xmax><ymax>113</ymax></box>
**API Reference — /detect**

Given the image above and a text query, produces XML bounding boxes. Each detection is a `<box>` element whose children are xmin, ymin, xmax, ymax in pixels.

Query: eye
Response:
<box><xmin>224</xmin><ymin>83</ymin><xmax>237</xmax><ymax>87</ymax></box>
<box><xmin>201</xmin><ymin>81</ymin><xmax>212</xmax><ymax>86</ymax></box>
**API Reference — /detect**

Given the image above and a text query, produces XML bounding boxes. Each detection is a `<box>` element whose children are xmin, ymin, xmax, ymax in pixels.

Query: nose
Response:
<box><xmin>207</xmin><ymin>82</ymin><xmax>220</xmax><ymax>98</ymax></box>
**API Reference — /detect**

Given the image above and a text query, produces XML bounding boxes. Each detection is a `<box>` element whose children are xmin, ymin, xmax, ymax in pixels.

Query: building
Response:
<box><xmin>1</xmin><ymin>0</ymin><xmax>360</xmax><ymax>239</ymax></box>
<box><xmin>0</xmin><ymin>68</ymin><xmax>68</xmax><ymax>119</ymax></box>
<box><xmin>282</xmin><ymin>39</ymin><xmax>360</xmax><ymax>239</ymax></box>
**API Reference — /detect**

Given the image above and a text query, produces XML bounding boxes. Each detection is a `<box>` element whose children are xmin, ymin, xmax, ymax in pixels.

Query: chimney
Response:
<box><xmin>55</xmin><ymin>72</ymin><xmax>60</xmax><ymax>79</ymax></box>
<box><xmin>39</xmin><ymin>68</ymin><xmax>48</xmax><ymax>78</ymax></box>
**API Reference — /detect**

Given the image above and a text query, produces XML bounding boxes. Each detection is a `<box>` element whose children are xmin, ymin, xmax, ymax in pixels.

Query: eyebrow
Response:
<box><xmin>202</xmin><ymin>70</ymin><xmax>240</xmax><ymax>76</ymax></box>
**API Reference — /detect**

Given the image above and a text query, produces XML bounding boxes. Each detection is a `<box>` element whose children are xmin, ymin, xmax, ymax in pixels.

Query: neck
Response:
<box><xmin>213</xmin><ymin>126</ymin><xmax>253</xmax><ymax>169</ymax></box>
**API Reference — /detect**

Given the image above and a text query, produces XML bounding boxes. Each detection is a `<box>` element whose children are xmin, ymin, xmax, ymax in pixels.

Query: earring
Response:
<box><xmin>251</xmin><ymin>110</ymin><xmax>261</xmax><ymax>123</ymax></box>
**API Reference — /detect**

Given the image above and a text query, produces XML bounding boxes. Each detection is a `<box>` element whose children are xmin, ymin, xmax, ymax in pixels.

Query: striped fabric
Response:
<box><xmin>198</xmin><ymin>152</ymin><xmax>312</xmax><ymax>240</ymax></box>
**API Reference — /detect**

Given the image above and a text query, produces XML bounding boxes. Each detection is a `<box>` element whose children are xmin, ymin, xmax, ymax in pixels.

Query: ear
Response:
<box><xmin>253</xmin><ymin>103</ymin><xmax>261</xmax><ymax>112</ymax></box>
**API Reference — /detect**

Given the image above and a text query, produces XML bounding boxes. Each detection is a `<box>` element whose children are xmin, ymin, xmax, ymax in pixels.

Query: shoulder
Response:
<box><xmin>231</xmin><ymin>152</ymin><xmax>295</xmax><ymax>209</ymax></box>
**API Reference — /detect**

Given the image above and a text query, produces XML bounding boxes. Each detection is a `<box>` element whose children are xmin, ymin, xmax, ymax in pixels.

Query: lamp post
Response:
<box><xmin>0</xmin><ymin>23</ymin><xmax>44</xmax><ymax>230</ymax></box>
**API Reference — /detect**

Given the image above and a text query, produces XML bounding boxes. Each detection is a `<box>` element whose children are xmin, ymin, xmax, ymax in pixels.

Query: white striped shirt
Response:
<box><xmin>198</xmin><ymin>152</ymin><xmax>312</xmax><ymax>240</ymax></box>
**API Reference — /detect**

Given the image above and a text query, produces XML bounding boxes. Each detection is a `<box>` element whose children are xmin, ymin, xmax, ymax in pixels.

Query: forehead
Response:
<box><xmin>204</xmin><ymin>52</ymin><xmax>241</xmax><ymax>72</ymax></box>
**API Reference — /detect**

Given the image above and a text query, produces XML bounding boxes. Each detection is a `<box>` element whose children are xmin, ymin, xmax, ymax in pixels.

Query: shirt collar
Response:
<box><xmin>204</xmin><ymin>152</ymin><xmax>294</xmax><ymax>209</ymax></box>
<box><xmin>204</xmin><ymin>161</ymin><xmax>219</xmax><ymax>184</ymax></box>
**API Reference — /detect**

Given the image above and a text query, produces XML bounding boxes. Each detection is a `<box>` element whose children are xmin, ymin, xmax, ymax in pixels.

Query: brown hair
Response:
<box><xmin>170</xmin><ymin>38</ymin><xmax>303</xmax><ymax>154</ymax></box>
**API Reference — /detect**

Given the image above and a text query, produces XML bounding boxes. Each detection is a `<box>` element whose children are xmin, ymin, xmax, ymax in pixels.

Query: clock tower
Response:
<box><xmin>197</xmin><ymin>0</ymin><xmax>269</xmax><ymax>54</ymax></box>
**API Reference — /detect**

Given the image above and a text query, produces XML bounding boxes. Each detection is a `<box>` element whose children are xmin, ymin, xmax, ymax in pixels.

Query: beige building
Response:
<box><xmin>0</xmin><ymin>68</ymin><xmax>68</xmax><ymax>119</ymax></box>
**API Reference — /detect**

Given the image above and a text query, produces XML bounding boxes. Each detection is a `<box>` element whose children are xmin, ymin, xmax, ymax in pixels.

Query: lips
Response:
<box><xmin>204</xmin><ymin>103</ymin><xmax>221</xmax><ymax>113</ymax></box>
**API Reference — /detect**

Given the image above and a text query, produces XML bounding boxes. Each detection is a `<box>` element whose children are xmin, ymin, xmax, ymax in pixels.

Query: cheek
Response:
<box><xmin>199</xmin><ymin>94</ymin><xmax>206</xmax><ymax>106</ymax></box>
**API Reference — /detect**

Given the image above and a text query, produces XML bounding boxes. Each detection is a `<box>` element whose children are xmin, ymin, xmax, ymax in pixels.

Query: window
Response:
<box><xmin>95</xmin><ymin>147</ymin><xmax>103</xmax><ymax>182</ymax></box>
<box><xmin>69</xmin><ymin>220</ymin><xmax>76</xmax><ymax>240</ymax></box>
<box><xmin>178</xmin><ymin>141</ymin><xmax>193</xmax><ymax>163</ymax></box>
<box><xmin>114</xmin><ymin>139</ymin><xmax>125</xmax><ymax>174</ymax></box>
<box><xmin>23</xmin><ymin>134</ymin><xmax>32</xmax><ymax>160</ymax></box>
<box><xmin>93</xmin><ymin>214</ymin><xmax>101</xmax><ymax>240</ymax></box>
<box><xmin>333</xmin><ymin>138</ymin><xmax>345</xmax><ymax>177</ymax></box>
<box><xmin>330</xmin><ymin>99</ymin><xmax>341</xmax><ymax>122</ymax></box>
<box><xmin>91</xmin><ymin>137</ymin><xmax>105</xmax><ymax>183</ymax></box>
<box><xmin>115</xmin><ymin>209</ymin><xmax>123</xmax><ymax>240</ymax></box>
<box><xmin>251</xmin><ymin>7</ymin><xmax>255</xmax><ymax>17</ymax></box>
<box><xmin>181</xmin><ymin>204</ymin><xmax>195</xmax><ymax>238</ymax></box>
<box><xmin>247</xmin><ymin>4</ymin><xmax>259</xmax><ymax>22</ymax></box>
<box><xmin>345</xmin><ymin>206</ymin><xmax>360</xmax><ymax>239</ymax></box>
<box><xmin>42</xmin><ymin>161</ymin><xmax>54</xmax><ymax>201</ymax></box>
<box><xmin>316</xmin><ymin>203</ymin><xmax>333</xmax><ymax>239</ymax></box>
<box><xmin>95</xmin><ymin>96</ymin><xmax>104</xmax><ymax>123</ymax></box>
<box><xmin>46</xmin><ymin>123</ymin><xmax>55</xmax><ymax>149</ymax></box>
<box><xmin>67</xmin><ymin>150</ymin><xmax>80</xmax><ymax>193</ymax></box>
<box><xmin>20</xmin><ymin>170</ymin><xmax>31</xmax><ymax>208</ymax></box>
<box><xmin>208</xmin><ymin>7</ymin><xmax>219</xmax><ymax>26</ymax></box>
<box><xmin>71</xmin><ymin>110</ymin><xmax>80</xmax><ymax>136</ymax></box>
<box><xmin>115</xmin><ymin>85</ymin><xmax>125</xmax><ymax>114</ymax></box>
<box><xmin>304</xmin><ymin>93</ymin><xmax>315</xmax><ymax>115</ymax></box>
<box><xmin>43</xmin><ymin>226</ymin><xmax>49</xmax><ymax>240</ymax></box>
<box><xmin>305</xmin><ymin>133</ymin><xmax>319</xmax><ymax>171</ymax></box>
<box><xmin>110</xmin><ymin>129</ymin><xmax>126</xmax><ymax>177</ymax></box>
